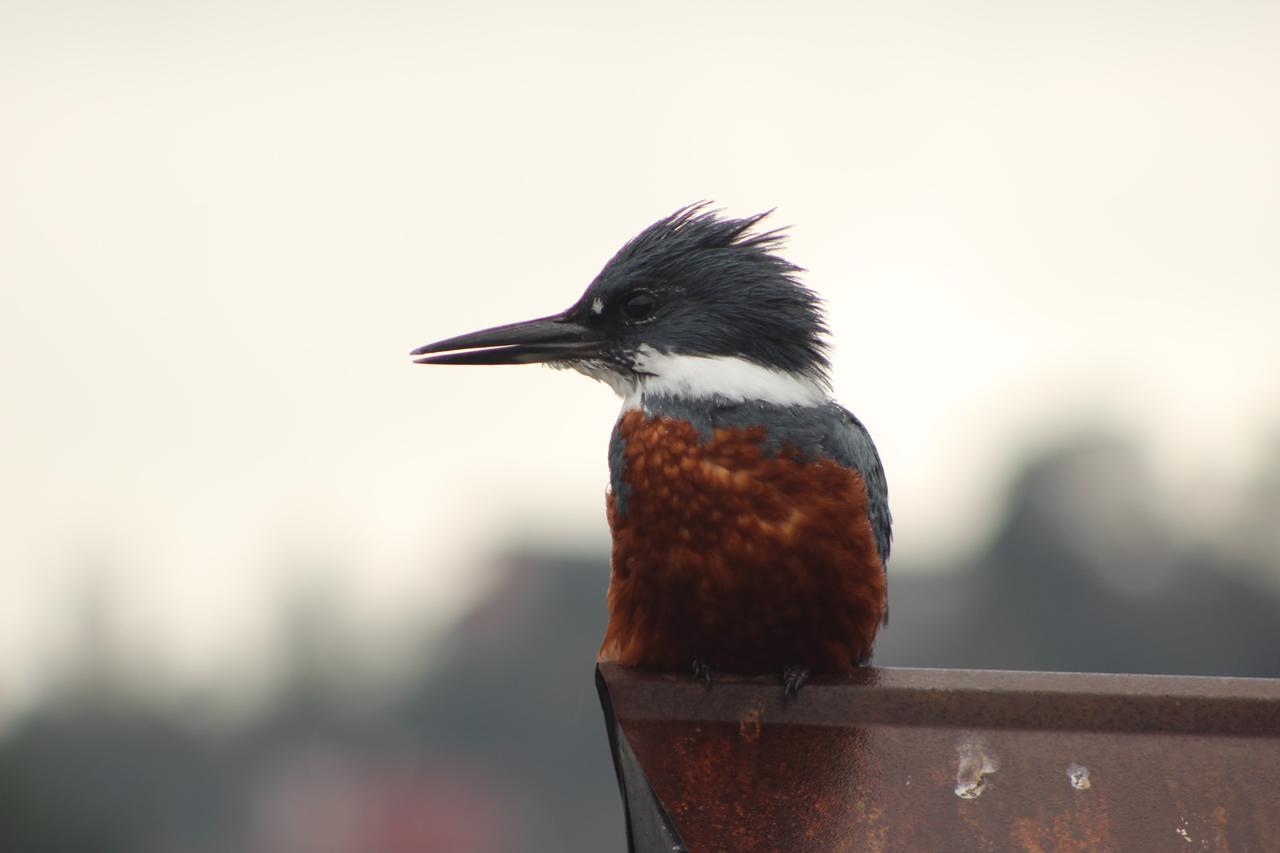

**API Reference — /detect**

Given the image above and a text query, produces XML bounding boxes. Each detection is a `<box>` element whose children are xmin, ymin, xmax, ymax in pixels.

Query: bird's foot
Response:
<box><xmin>781</xmin><ymin>665</ymin><xmax>810</xmax><ymax>698</ymax></box>
<box><xmin>691</xmin><ymin>658</ymin><xmax>714</xmax><ymax>691</ymax></box>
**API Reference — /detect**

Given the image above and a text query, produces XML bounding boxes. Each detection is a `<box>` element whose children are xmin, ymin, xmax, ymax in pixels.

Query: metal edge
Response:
<box><xmin>599</xmin><ymin>663</ymin><xmax>1280</xmax><ymax>736</ymax></box>
<box><xmin>596</xmin><ymin>664</ymin><xmax>689</xmax><ymax>853</ymax></box>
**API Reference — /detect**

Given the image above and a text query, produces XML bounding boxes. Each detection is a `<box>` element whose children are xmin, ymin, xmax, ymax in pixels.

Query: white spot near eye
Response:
<box><xmin>591</xmin><ymin>297</ymin><xmax>604</xmax><ymax>316</ymax></box>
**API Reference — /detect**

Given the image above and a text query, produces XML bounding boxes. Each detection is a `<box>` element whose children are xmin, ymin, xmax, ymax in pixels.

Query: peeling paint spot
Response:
<box><xmin>591</xmin><ymin>297</ymin><xmax>605</xmax><ymax>315</ymax></box>
<box><xmin>954</xmin><ymin>737</ymin><xmax>998</xmax><ymax>799</ymax></box>
<box><xmin>1175</xmin><ymin>817</ymin><xmax>1193</xmax><ymax>843</ymax></box>
<box><xmin>1066</xmin><ymin>763</ymin><xmax>1091</xmax><ymax>790</ymax></box>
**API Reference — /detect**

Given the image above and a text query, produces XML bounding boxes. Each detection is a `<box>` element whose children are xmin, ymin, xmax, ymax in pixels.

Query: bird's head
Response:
<box><xmin>412</xmin><ymin>204</ymin><xmax>832</xmax><ymax>407</ymax></box>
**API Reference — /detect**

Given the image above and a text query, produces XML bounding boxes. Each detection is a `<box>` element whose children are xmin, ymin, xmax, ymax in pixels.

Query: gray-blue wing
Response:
<box><xmin>822</xmin><ymin>403</ymin><xmax>892</xmax><ymax>571</ymax></box>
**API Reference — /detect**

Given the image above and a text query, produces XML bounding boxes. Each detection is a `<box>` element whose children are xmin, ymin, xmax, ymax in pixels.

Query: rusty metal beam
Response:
<box><xmin>597</xmin><ymin>663</ymin><xmax>1280</xmax><ymax>852</ymax></box>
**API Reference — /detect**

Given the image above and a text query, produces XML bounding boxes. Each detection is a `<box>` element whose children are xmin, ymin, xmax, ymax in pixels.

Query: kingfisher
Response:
<box><xmin>412</xmin><ymin>204</ymin><xmax>890</xmax><ymax>694</ymax></box>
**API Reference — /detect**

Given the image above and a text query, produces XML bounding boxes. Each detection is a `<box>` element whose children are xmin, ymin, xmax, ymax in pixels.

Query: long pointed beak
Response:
<box><xmin>411</xmin><ymin>313</ymin><xmax>602</xmax><ymax>365</ymax></box>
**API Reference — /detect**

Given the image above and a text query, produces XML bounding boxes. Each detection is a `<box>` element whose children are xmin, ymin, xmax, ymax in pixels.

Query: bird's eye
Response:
<box><xmin>621</xmin><ymin>290</ymin><xmax>657</xmax><ymax>322</ymax></box>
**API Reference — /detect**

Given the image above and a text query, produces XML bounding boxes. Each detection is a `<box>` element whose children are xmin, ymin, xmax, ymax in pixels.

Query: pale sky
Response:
<box><xmin>3</xmin><ymin>0</ymin><xmax>1279</xmax><ymax>722</ymax></box>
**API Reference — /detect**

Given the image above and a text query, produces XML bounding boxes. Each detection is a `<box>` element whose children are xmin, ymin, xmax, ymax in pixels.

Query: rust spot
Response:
<box><xmin>739</xmin><ymin>703</ymin><xmax>764</xmax><ymax>742</ymax></box>
<box><xmin>1009</xmin><ymin>791</ymin><xmax>1118</xmax><ymax>853</ymax></box>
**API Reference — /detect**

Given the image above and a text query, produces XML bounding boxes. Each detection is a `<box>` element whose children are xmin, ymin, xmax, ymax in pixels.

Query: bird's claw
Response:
<box><xmin>691</xmin><ymin>658</ymin><xmax>714</xmax><ymax>691</ymax></box>
<box><xmin>782</xmin><ymin>665</ymin><xmax>810</xmax><ymax>698</ymax></box>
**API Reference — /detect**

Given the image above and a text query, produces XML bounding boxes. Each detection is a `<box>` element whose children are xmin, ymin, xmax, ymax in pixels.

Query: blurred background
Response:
<box><xmin>3</xmin><ymin>1</ymin><xmax>1280</xmax><ymax>850</ymax></box>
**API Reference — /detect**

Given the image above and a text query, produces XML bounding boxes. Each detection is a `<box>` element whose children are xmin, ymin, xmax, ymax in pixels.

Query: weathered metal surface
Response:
<box><xmin>598</xmin><ymin>663</ymin><xmax>1280</xmax><ymax>852</ymax></box>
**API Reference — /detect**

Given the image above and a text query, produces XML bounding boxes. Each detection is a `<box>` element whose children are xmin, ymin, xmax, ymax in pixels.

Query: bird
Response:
<box><xmin>412</xmin><ymin>203</ymin><xmax>890</xmax><ymax>695</ymax></box>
